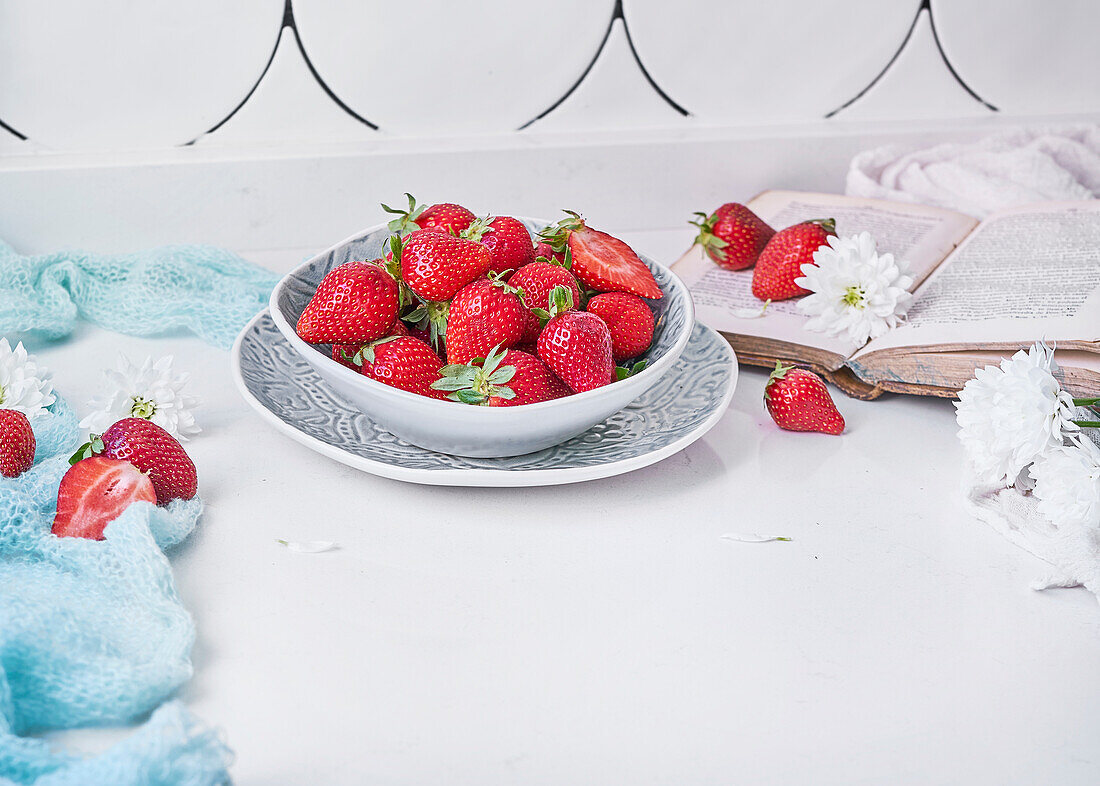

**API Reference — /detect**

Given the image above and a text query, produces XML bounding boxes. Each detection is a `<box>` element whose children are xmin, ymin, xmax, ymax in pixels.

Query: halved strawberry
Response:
<box><xmin>539</xmin><ymin>211</ymin><xmax>662</xmax><ymax>299</ymax></box>
<box><xmin>52</xmin><ymin>457</ymin><xmax>157</xmax><ymax>539</ymax></box>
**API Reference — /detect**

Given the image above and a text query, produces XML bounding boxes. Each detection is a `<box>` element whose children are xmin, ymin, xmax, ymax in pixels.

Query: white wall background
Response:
<box><xmin>0</xmin><ymin>1</ymin><xmax>1097</xmax><ymax>260</ymax></box>
<box><xmin>2</xmin><ymin>0</ymin><xmax>1098</xmax><ymax>153</ymax></box>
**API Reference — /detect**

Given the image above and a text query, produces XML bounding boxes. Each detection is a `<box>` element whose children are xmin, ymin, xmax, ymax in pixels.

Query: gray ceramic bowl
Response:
<box><xmin>269</xmin><ymin>218</ymin><xmax>695</xmax><ymax>458</ymax></box>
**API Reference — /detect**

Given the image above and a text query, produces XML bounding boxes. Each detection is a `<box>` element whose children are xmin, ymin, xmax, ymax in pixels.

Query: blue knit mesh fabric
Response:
<box><xmin>0</xmin><ymin>701</ymin><xmax>231</xmax><ymax>786</ymax></box>
<box><xmin>27</xmin><ymin>399</ymin><xmax>80</xmax><ymax>467</ymax></box>
<box><xmin>0</xmin><ymin>239</ymin><xmax>277</xmax><ymax>349</ymax></box>
<box><xmin>0</xmin><ymin>398</ymin><xmax>228</xmax><ymax>784</ymax></box>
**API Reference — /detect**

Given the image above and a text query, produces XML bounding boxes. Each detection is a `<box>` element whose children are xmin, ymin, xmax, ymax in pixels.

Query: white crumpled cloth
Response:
<box><xmin>964</xmin><ymin>419</ymin><xmax>1100</xmax><ymax>603</ymax></box>
<box><xmin>846</xmin><ymin>124</ymin><xmax>1100</xmax><ymax>218</ymax></box>
<box><xmin>965</xmin><ymin>482</ymin><xmax>1100</xmax><ymax>604</ymax></box>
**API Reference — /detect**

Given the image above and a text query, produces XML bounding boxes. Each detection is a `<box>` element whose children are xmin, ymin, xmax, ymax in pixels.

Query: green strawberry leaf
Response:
<box><xmin>615</xmin><ymin>360</ymin><xmax>648</xmax><ymax>381</ymax></box>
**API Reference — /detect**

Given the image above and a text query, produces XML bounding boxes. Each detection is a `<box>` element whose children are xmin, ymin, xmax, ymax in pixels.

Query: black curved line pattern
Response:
<box><xmin>824</xmin><ymin>2</ymin><xmax>924</xmax><ymax>119</ymax></box>
<box><xmin>517</xmin><ymin>8</ymin><xmax>617</xmax><ymax>130</ymax></box>
<box><xmin>618</xmin><ymin>1</ymin><xmax>690</xmax><ymax>116</ymax></box>
<box><xmin>825</xmin><ymin>0</ymin><xmax>997</xmax><ymax>118</ymax></box>
<box><xmin>0</xmin><ymin>117</ymin><xmax>28</xmax><ymax>141</ymax></box>
<box><xmin>287</xmin><ymin>0</ymin><xmax>379</xmax><ymax>130</ymax></box>
<box><xmin>195</xmin><ymin>0</ymin><xmax>378</xmax><ymax>143</ymax></box>
<box><xmin>926</xmin><ymin>0</ymin><xmax>998</xmax><ymax>111</ymax></box>
<box><xmin>187</xmin><ymin>2</ymin><xmax>289</xmax><ymax>144</ymax></box>
<box><xmin>518</xmin><ymin>0</ymin><xmax>689</xmax><ymax>131</ymax></box>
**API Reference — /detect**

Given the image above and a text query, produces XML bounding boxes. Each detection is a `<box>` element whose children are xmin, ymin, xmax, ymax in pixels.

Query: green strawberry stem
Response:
<box><xmin>688</xmin><ymin>210</ymin><xmax>730</xmax><ymax>261</ymax></box>
<box><xmin>459</xmin><ymin>215</ymin><xmax>495</xmax><ymax>243</ymax></box>
<box><xmin>430</xmin><ymin>344</ymin><xmax>517</xmax><ymax>404</ymax></box>
<box><xmin>764</xmin><ymin>360</ymin><xmax>794</xmax><ymax>401</ymax></box>
<box><xmin>380</xmin><ymin>193</ymin><xmax>425</xmax><ymax>236</ymax></box>
<box><xmin>68</xmin><ymin>435</ymin><xmax>104</xmax><ymax>465</ymax></box>
<box><xmin>809</xmin><ymin>217</ymin><xmax>837</xmax><ymax>235</ymax></box>
<box><xmin>351</xmin><ymin>335</ymin><xmax>402</xmax><ymax>367</ymax></box>
<box><xmin>533</xmin><ymin>246</ymin><xmax>573</xmax><ymax>270</ymax></box>
<box><xmin>537</xmin><ymin>210</ymin><xmax>584</xmax><ymax>253</ymax></box>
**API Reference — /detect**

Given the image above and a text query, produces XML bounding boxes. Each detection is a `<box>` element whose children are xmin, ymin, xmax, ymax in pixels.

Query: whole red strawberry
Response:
<box><xmin>751</xmin><ymin>219</ymin><xmax>835</xmax><ymax>301</ymax></box>
<box><xmin>509</xmin><ymin>258</ymin><xmax>581</xmax><ymax>315</ymax></box>
<box><xmin>536</xmin><ymin>287</ymin><xmax>615</xmax><ymax>393</ymax></box>
<box><xmin>0</xmin><ymin>409</ymin><xmax>35</xmax><ymax>478</ymax></box>
<box><xmin>446</xmin><ymin>276</ymin><xmax>538</xmax><ymax>365</ymax></box>
<box><xmin>586</xmin><ymin>292</ymin><xmax>655</xmax><ymax>361</ymax></box>
<box><xmin>464</xmin><ymin>216</ymin><xmax>535</xmax><ymax>275</ymax></box>
<box><xmin>397</xmin><ymin>230</ymin><xmax>491</xmax><ymax>302</ymax></box>
<box><xmin>53</xmin><ymin>457</ymin><xmax>157</xmax><ymax>539</ymax></box>
<box><xmin>381</xmin><ymin>193</ymin><xmax>476</xmax><ymax>236</ymax></box>
<box><xmin>83</xmin><ymin>418</ymin><xmax>198</xmax><ymax>504</ymax></box>
<box><xmin>296</xmin><ymin>260</ymin><xmax>399</xmax><ymax>344</ymax></box>
<box><xmin>764</xmin><ymin>362</ymin><xmax>845</xmax><ymax>435</ymax></box>
<box><xmin>690</xmin><ymin>203</ymin><xmax>775</xmax><ymax>270</ymax></box>
<box><xmin>432</xmin><ymin>346</ymin><xmax>570</xmax><ymax>406</ymax></box>
<box><xmin>539</xmin><ymin>211</ymin><xmax>662</xmax><ymax>299</ymax></box>
<box><xmin>352</xmin><ymin>336</ymin><xmax>446</xmax><ymax>399</ymax></box>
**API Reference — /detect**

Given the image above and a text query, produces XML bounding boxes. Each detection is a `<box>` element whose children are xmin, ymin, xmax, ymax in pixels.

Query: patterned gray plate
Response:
<box><xmin>231</xmin><ymin>310</ymin><xmax>736</xmax><ymax>487</ymax></box>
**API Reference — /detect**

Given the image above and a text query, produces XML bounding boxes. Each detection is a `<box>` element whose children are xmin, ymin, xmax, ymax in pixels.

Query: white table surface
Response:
<box><xmin>33</xmin><ymin>227</ymin><xmax>1100</xmax><ymax>785</ymax></box>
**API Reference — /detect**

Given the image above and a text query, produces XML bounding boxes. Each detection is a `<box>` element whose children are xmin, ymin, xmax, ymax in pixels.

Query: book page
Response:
<box><xmin>854</xmin><ymin>201</ymin><xmax>1100</xmax><ymax>358</ymax></box>
<box><xmin>673</xmin><ymin>191</ymin><xmax>978</xmax><ymax>359</ymax></box>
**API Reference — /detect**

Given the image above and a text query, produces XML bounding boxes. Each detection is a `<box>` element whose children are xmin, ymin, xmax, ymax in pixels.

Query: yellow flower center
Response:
<box><xmin>130</xmin><ymin>395</ymin><xmax>157</xmax><ymax>419</ymax></box>
<box><xmin>842</xmin><ymin>285</ymin><xmax>866</xmax><ymax>309</ymax></box>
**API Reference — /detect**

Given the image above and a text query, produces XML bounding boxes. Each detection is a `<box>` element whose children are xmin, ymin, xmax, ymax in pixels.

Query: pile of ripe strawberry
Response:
<box><xmin>0</xmin><ymin>408</ymin><xmax>198</xmax><ymax>539</ymax></box>
<box><xmin>691</xmin><ymin>202</ymin><xmax>846</xmax><ymax>436</ymax></box>
<box><xmin>295</xmin><ymin>197</ymin><xmax>663</xmax><ymax>406</ymax></box>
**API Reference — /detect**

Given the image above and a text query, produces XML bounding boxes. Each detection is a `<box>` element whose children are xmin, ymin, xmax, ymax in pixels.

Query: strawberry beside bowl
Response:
<box><xmin>269</xmin><ymin>218</ymin><xmax>695</xmax><ymax>458</ymax></box>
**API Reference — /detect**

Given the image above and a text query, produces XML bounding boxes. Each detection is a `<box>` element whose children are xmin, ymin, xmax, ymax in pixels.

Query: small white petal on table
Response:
<box><xmin>721</xmin><ymin>533</ymin><xmax>792</xmax><ymax>543</ymax></box>
<box><xmin>276</xmin><ymin>539</ymin><xmax>339</xmax><ymax>553</ymax></box>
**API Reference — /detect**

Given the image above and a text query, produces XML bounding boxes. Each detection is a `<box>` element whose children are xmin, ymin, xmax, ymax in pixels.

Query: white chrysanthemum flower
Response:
<box><xmin>0</xmin><ymin>337</ymin><xmax>55</xmax><ymax>417</ymax></box>
<box><xmin>80</xmin><ymin>355</ymin><xmax>200</xmax><ymax>440</ymax></box>
<box><xmin>955</xmin><ymin>342</ymin><xmax>1078</xmax><ymax>487</ymax></box>
<box><xmin>795</xmin><ymin>232</ymin><xmax>914</xmax><ymax>344</ymax></box>
<box><xmin>1030</xmin><ymin>437</ymin><xmax>1100</xmax><ymax>530</ymax></box>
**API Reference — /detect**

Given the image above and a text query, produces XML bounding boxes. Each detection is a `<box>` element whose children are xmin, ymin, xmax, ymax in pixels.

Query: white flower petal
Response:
<box><xmin>277</xmin><ymin>539</ymin><xmax>339</xmax><ymax>553</ymax></box>
<box><xmin>81</xmin><ymin>354</ymin><xmax>200</xmax><ymax>439</ymax></box>
<box><xmin>1030</xmin><ymin>438</ymin><xmax>1100</xmax><ymax>530</ymax></box>
<box><xmin>798</xmin><ymin>233</ymin><xmax>913</xmax><ymax>345</ymax></box>
<box><xmin>955</xmin><ymin>342</ymin><xmax>1079</xmax><ymax>487</ymax></box>
<box><xmin>0</xmin><ymin>338</ymin><xmax>55</xmax><ymax>417</ymax></box>
<box><xmin>720</xmin><ymin>533</ymin><xmax>792</xmax><ymax>543</ymax></box>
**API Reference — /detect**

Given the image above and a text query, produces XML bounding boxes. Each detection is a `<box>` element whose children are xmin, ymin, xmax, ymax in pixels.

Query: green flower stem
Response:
<box><xmin>1072</xmin><ymin>397</ymin><xmax>1100</xmax><ymax>407</ymax></box>
<box><xmin>1072</xmin><ymin>420</ymin><xmax>1100</xmax><ymax>428</ymax></box>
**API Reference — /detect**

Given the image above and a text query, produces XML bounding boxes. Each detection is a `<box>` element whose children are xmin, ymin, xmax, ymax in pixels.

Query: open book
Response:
<box><xmin>673</xmin><ymin>191</ymin><xmax>1100</xmax><ymax>400</ymax></box>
